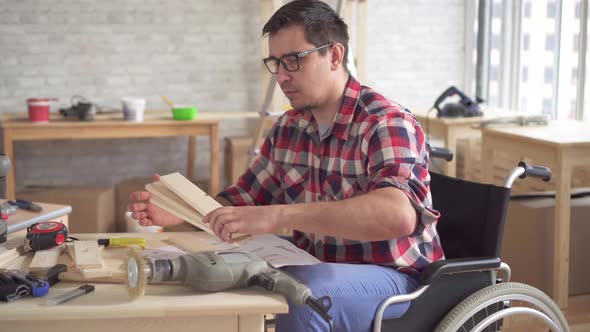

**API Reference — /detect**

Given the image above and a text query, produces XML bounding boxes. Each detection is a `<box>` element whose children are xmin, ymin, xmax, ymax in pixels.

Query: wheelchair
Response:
<box><xmin>373</xmin><ymin>148</ymin><xmax>569</xmax><ymax>332</ymax></box>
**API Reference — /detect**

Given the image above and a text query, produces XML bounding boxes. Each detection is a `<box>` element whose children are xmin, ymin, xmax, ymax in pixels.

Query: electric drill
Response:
<box><xmin>126</xmin><ymin>249</ymin><xmax>334</xmax><ymax>330</ymax></box>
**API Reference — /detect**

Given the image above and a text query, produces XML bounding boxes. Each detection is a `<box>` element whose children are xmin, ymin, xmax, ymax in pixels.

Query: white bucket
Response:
<box><xmin>121</xmin><ymin>97</ymin><xmax>146</xmax><ymax>122</ymax></box>
<box><xmin>125</xmin><ymin>211</ymin><xmax>163</xmax><ymax>233</ymax></box>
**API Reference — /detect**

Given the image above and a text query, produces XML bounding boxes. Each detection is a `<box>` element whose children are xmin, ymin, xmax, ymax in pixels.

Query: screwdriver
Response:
<box><xmin>97</xmin><ymin>237</ymin><xmax>146</xmax><ymax>249</ymax></box>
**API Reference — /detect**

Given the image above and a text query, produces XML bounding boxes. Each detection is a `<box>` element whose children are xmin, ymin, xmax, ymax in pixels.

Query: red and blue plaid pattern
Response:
<box><xmin>220</xmin><ymin>76</ymin><xmax>444</xmax><ymax>272</ymax></box>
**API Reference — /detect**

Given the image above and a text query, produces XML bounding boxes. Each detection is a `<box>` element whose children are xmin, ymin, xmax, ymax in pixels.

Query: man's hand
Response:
<box><xmin>127</xmin><ymin>191</ymin><xmax>184</xmax><ymax>228</ymax></box>
<box><xmin>203</xmin><ymin>205</ymin><xmax>283</xmax><ymax>242</ymax></box>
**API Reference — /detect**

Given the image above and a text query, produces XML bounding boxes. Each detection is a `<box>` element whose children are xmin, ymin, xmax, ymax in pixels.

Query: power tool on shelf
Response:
<box><xmin>432</xmin><ymin>86</ymin><xmax>483</xmax><ymax>118</ymax></box>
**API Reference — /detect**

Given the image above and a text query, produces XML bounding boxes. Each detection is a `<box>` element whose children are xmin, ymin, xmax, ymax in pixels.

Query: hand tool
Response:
<box><xmin>161</xmin><ymin>95</ymin><xmax>175</xmax><ymax>108</ymax></box>
<box><xmin>0</xmin><ymin>269</ymin><xmax>50</xmax><ymax>301</ymax></box>
<box><xmin>126</xmin><ymin>248</ymin><xmax>334</xmax><ymax>332</ymax></box>
<box><xmin>45</xmin><ymin>264</ymin><xmax>67</xmax><ymax>286</ymax></box>
<box><xmin>8</xmin><ymin>199</ymin><xmax>43</xmax><ymax>213</ymax></box>
<box><xmin>25</xmin><ymin>221</ymin><xmax>68</xmax><ymax>252</ymax></box>
<box><xmin>0</xmin><ymin>273</ymin><xmax>30</xmax><ymax>302</ymax></box>
<box><xmin>44</xmin><ymin>284</ymin><xmax>95</xmax><ymax>305</ymax></box>
<box><xmin>97</xmin><ymin>237</ymin><xmax>146</xmax><ymax>249</ymax></box>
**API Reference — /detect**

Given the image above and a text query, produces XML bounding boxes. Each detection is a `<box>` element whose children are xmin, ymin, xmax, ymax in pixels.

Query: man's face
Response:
<box><xmin>268</xmin><ymin>25</ymin><xmax>332</xmax><ymax>110</ymax></box>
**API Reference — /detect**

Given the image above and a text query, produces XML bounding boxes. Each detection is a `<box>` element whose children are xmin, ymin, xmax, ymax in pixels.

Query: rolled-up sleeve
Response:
<box><xmin>365</xmin><ymin>112</ymin><xmax>440</xmax><ymax>233</ymax></box>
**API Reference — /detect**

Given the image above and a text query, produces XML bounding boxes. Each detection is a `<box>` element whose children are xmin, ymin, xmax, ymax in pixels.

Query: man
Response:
<box><xmin>128</xmin><ymin>1</ymin><xmax>443</xmax><ymax>331</ymax></box>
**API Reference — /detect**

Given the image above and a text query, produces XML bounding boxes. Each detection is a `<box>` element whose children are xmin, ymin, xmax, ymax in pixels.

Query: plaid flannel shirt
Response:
<box><xmin>219</xmin><ymin>76</ymin><xmax>444</xmax><ymax>272</ymax></box>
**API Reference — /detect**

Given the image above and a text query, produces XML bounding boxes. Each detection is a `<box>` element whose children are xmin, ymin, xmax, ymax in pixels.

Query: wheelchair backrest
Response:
<box><xmin>430</xmin><ymin>172</ymin><xmax>511</xmax><ymax>259</ymax></box>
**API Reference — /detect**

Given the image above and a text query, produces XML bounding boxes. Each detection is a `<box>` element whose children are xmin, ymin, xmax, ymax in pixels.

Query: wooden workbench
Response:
<box><xmin>0</xmin><ymin>232</ymin><xmax>288</xmax><ymax>332</ymax></box>
<box><xmin>481</xmin><ymin>120</ymin><xmax>590</xmax><ymax>309</ymax></box>
<box><xmin>5</xmin><ymin>201</ymin><xmax>71</xmax><ymax>236</ymax></box>
<box><xmin>412</xmin><ymin>108</ymin><xmax>515</xmax><ymax>178</ymax></box>
<box><xmin>0</xmin><ymin>111</ymin><xmax>259</xmax><ymax>199</ymax></box>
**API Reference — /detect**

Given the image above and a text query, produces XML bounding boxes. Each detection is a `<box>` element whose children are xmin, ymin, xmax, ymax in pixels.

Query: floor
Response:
<box><xmin>561</xmin><ymin>294</ymin><xmax>590</xmax><ymax>332</ymax></box>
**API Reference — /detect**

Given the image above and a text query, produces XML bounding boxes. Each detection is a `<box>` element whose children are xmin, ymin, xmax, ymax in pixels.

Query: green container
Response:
<box><xmin>172</xmin><ymin>106</ymin><xmax>197</xmax><ymax>120</ymax></box>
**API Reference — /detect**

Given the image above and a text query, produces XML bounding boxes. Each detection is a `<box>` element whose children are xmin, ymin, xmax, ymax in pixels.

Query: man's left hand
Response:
<box><xmin>203</xmin><ymin>205</ymin><xmax>283</xmax><ymax>242</ymax></box>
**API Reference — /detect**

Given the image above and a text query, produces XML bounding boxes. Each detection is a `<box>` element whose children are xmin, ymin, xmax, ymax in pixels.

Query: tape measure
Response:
<box><xmin>25</xmin><ymin>221</ymin><xmax>68</xmax><ymax>252</ymax></box>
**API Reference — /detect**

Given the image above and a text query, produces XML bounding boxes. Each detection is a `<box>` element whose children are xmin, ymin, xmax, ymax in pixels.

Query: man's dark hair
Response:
<box><xmin>262</xmin><ymin>0</ymin><xmax>349</xmax><ymax>71</ymax></box>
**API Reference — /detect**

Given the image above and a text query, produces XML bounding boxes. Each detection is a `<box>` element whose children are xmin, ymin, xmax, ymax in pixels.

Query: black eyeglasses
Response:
<box><xmin>263</xmin><ymin>43</ymin><xmax>333</xmax><ymax>74</ymax></box>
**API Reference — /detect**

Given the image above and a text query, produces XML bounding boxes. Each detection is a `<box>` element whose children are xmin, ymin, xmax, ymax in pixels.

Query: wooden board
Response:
<box><xmin>28</xmin><ymin>245</ymin><xmax>63</xmax><ymax>271</ymax></box>
<box><xmin>146</xmin><ymin>182</ymin><xmax>212</xmax><ymax>235</ymax></box>
<box><xmin>73</xmin><ymin>241</ymin><xmax>103</xmax><ymax>269</ymax></box>
<box><xmin>159</xmin><ymin>172</ymin><xmax>221</xmax><ymax>216</ymax></box>
<box><xmin>149</xmin><ymin>195</ymin><xmax>213</xmax><ymax>236</ymax></box>
<box><xmin>0</xmin><ymin>236</ymin><xmax>26</xmax><ymax>266</ymax></box>
<box><xmin>149</xmin><ymin>173</ymin><xmax>248</xmax><ymax>240</ymax></box>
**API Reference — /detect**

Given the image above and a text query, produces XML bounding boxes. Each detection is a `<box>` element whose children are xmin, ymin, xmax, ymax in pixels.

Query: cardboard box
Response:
<box><xmin>18</xmin><ymin>185</ymin><xmax>116</xmax><ymax>234</ymax></box>
<box><xmin>501</xmin><ymin>191</ymin><xmax>590</xmax><ymax>296</ymax></box>
<box><xmin>224</xmin><ymin>136</ymin><xmax>252</xmax><ymax>186</ymax></box>
<box><xmin>115</xmin><ymin>177</ymin><xmax>207</xmax><ymax>233</ymax></box>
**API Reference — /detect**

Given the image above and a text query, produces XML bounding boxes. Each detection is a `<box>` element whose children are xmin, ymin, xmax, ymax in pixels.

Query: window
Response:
<box><xmin>545</xmin><ymin>34</ymin><xmax>556</xmax><ymax>51</ymax></box>
<box><xmin>468</xmin><ymin>0</ymin><xmax>587</xmax><ymax>121</ymax></box>
<box><xmin>524</xmin><ymin>2</ymin><xmax>532</xmax><ymax>17</ymax></box>
<box><xmin>523</xmin><ymin>34</ymin><xmax>531</xmax><ymax>50</ymax></box>
<box><xmin>547</xmin><ymin>1</ymin><xmax>558</xmax><ymax>18</ymax></box>
<box><xmin>573</xmin><ymin>67</ymin><xmax>578</xmax><ymax>84</ymax></box>
<box><xmin>544</xmin><ymin>67</ymin><xmax>554</xmax><ymax>84</ymax></box>
<box><xmin>543</xmin><ymin>98</ymin><xmax>553</xmax><ymax>114</ymax></box>
<box><xmin>490</xmin><ymin>66</ymin><xmax>500</xmax><ymax>81</ymax></box>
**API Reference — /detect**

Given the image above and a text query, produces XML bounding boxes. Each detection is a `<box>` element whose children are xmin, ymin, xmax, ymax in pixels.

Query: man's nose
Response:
<box><xmin>275</xmin><ymin>65</ymin><xmax>291</xmax><ymax>84</ymax></box>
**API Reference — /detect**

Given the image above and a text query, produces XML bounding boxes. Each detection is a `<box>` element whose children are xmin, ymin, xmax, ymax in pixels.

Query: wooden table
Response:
<box><xmin>5</xmin><ymin>201</ymin><xmax>71</xmax><ymax>236</ymax></box>
<box><xmin>0</xmin><ymin>232</ymin><xmax>288</xmax><ymax>332</ymax></box>
<box><xmin>481</xmin><ymin>121</ymin><xmax>590</xmax><ymax>309</ymax></box>
<box><xmin>0</xmin><ymin>111</ymin><xmax>262</xmax><ymax>199</ymax></box>
<box><xmin>412</xmin><ymin>108</ymin><xmax>514</xmax><ymax>177</ymax></box>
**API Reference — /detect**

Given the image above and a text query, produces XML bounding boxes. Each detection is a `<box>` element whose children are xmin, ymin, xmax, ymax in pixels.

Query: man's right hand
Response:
<box><xmin>127</xmin><ymin>191</ymin><xmax>184</xmax><ymax>227</ymax></box>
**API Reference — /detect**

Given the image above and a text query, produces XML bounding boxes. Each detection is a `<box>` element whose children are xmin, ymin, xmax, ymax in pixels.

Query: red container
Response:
<box><xmin>27</xmin><ymin>98</ymin><xmax>56</xmax><ymax>123</ymax></box>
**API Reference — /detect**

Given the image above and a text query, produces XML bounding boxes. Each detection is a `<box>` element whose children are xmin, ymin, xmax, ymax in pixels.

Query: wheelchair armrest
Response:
<box><xmin>418</xmin><ymin>257</ymin><xmax>501</xmax><ymax>285</ymax></box>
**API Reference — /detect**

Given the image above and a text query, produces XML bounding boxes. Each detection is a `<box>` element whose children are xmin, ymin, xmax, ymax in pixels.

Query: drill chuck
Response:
<box><xmin>146</xmin><ymin>258</ymin><xmax>178</xmax><ymax>282</ymax></box>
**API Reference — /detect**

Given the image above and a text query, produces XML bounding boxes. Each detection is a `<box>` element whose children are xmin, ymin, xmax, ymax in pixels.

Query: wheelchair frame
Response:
<box><xmin>373</xmin><ymin>162</ymin><xmax>569</xmax><ymax>332</ymax></box>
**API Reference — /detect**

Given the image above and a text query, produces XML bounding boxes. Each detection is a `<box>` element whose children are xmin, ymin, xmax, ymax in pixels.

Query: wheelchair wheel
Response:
<box><xmin>434</xmin><ymin>282</ymin><xmax>569</xmax><ymax>332</ymax></box>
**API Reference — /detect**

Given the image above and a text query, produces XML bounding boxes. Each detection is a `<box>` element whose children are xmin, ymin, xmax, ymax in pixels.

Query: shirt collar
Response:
<box><xmin>300</xmin><ymin>75</ymin><xmax>360</xmax><ymax>141</ymax></box>
<box><xmin>331</xmin><ymin>75</ymin><xmax>360</xmax><ymax>140</ymax></box>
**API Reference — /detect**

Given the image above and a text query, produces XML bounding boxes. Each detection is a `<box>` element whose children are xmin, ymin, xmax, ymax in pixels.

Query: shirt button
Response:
<box><xmin>317</xmin><ymin>195</ymin><xmax>324</xmax><ymax>201</ymax></box>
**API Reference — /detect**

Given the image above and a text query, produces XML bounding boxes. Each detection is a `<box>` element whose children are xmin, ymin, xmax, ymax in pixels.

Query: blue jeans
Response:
<box><xmin>276</xmin><ymin>263</ymin><xmax>417</xmax><ymax>332</ymax></box>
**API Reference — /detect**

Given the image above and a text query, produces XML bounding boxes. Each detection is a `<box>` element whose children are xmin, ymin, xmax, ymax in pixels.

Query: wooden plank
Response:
<box><xmin>149</xmin><ymin>195</ymin><xmax>214</xmax><ymax>236</ymax></box>
<box><xmin>148</xmin><ymin>176</ymin><xmax>249</xmax><ymax>241</ymax></box>
<box><xmin>66</xmin><ymin>242</ymin><xmax>76</xmax><ymax>260</ymax></box>
<box><xmin>81</xmin><ymin>268</ymin><xmax>113</xmax><ymax>279</ymax></box>
<box><xmin>73</xmin><ymin>241</ymin><xmax>103</xmax><ymax>269</ymax></box>
<box><xmin>159</xmin><ymin>172</ymin><xmax>221</xmax><ymax>216</ymax></box>
<box><xmin>147</xmin><ymin>182</ymin><xmax>206</xmax><ymax>221</ymax></box>
<box><xmin>28</xmin><ymin>245</ymin><xmax>63</xmax><ymax>271</ymax></box>
<box><xmin>0</xmin><ymin>236</ymin><xmax>26</xmax><ymax>266</ymax></box>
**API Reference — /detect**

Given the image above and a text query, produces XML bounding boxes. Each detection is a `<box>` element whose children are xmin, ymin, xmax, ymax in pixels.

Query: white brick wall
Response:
<box><xmin>0</xmin><ymin>0</ymin><xmax>464</xmax><ymax>191</ymax></box>
<box><xmin>366</xmin><ymin>0</ymin><xmax>465</xmax><ymax>110</ymax></box>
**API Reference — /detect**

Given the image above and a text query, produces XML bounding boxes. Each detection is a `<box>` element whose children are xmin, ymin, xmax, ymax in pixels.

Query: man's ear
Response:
<box><xmin>330</xmin><ymin>43</ymin><xmax>346</xmax><ymax>71</ymax></box>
